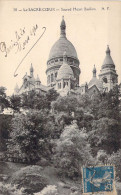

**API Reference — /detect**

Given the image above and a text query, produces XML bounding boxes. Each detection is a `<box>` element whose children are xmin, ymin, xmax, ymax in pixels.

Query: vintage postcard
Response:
<box><xmin>0</xmin><ymin>1</ymin><xmax>121</xmax><ymax>195</ymax></box>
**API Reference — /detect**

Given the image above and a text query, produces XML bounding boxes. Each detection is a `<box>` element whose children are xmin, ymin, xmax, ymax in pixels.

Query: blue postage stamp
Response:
<box><xmin>82</xmin><ymin>165</ymin><xmax>114</xmax><ymax>193</ymax></box>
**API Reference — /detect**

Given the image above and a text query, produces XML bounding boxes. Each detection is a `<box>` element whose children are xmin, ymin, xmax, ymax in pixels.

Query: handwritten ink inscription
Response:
<box><xmin>0</xmin><ymin>25</ymin><xmax>46</xmax><ymax>77</ymax></box>
<box><xmin>0</xmin><ymin>24</ymin><xmax>39</xmax><ymax>57</ymax></box>
<box><xmin>14</xmin><ymin>26</ymin><xmax>46</xmax><ymax>77</ymax></box>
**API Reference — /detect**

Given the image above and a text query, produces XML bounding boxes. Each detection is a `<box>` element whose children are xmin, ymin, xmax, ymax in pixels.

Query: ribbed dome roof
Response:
<box><xmin>102</xmin><ymin>45</ymin><xmax>115</xmax><ymax>67</ymax></box>
<box><xmin>48</xmin><ymin>17</ymin><xmax>78</xmax><ymax>61</ymax></box>
<box><xmin>57</xmin><ymin>53</ymin><xmax>74</xmax><ymax>80</ymax></box>
<box><xmin>49</xmin><ymin>38</ymin><xmax>78</xmax><ymax>60</ymax></box>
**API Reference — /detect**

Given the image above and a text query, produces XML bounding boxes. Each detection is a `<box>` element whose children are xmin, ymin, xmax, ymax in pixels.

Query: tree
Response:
<box><xmin>0</xmin><ymin>86</ymin><xmax>9</xmax><ymax>111</ymax></box>
<box><xmin>54</xmin><ymin>121</ymin><xmax>94</xmax><ymax>179</ymax></box>
<box><xmin>46</xmin><ymin>88</ymin><xmax>59</xmax><ymax>109</ymax></box>
<box><xmin>51</xmin><ymin>94</ymin><xmax>94</xmax><ymax>132</ymax></box>
<box><xmin>88</xmin><ymin>117</ymin><xmax>121</xmax><ymax>155</ymax></box>
<box><xmin>107</xmin><ymin>149</ymin><xmax>121</xmax><ymax>181</ymax></box>
<box><xmin>8</xmin><ymin>110</ymin><xmax>59</xmax><ymax>162</ymax></box>
<box><xmin>0</xmin><ymin>114</ymin><xmax>12</xmax><ymax>151</ymax></box>
<box><xmin>51</xmin><ymin>95</ymin><xmax>79</xmax><ymax>115</ymax></box>
<box><xmin>21</xmin><ymin>89</ymin><xmax>59</xmax><ymax>110</ymax></box>
<box><xmin>0</xmin><ymin>86</ymin><xmax>7</xmax><ymax>97</ymax></box>
<box><xmin>97</xmin><ymin>85</ymin><xmax>120</xmax><ymax>120</ymax></box>
<box><xmin>10</xmin><ymin>94</ymin><xmax>21</xmax><ymax>111</ymax></box>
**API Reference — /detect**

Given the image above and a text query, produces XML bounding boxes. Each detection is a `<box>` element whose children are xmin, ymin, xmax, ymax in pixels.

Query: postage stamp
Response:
<box><xmin>82</xmin><ymin>165</ymin><xmax>114</xmax><ymax>194</ymax></box>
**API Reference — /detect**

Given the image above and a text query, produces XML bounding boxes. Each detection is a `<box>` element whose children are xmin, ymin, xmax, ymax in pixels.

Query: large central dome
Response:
<box><xmin>49</xmin><ymin>37</ymin><xmax>78</xmax><ymax>60</ymax></box>
<box><xmin>48</xmin><ymin>16</ymin><xmax>78</xmax><ymax>60</ymax></box>
<box><xmin>46</xmin><ymin>16</ymin><xmax>80</xmax><ymax>87</ymax></box>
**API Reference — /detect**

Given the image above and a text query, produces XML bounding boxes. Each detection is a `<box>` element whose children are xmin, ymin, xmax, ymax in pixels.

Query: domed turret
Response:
<box><xmin>36</xmin><ymin>75</ymin><xmax>41</xmax><ymax>82</ymax></box>
<box><xmin>35</xmin><ymin>75</ymin><xmax>41</xmax><ymax>87</ymax></box>
<box><xmin>46</xmin><ymin>17</ymin><xmax>80</xmax><ymax>87</ymax></box>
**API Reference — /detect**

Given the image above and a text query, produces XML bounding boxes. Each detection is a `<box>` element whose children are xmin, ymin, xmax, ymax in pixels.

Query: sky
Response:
<box><xmin>0</xmin><ymin>1</ymin><xmax>121</xmax><ymax>95</ymax></box>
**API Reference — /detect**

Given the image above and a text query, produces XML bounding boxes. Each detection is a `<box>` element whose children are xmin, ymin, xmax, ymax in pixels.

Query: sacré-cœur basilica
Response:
<box><xmin>14</xmin><ymin>17</ymin><xmax>119</xmax><ymax>97</ymax></box>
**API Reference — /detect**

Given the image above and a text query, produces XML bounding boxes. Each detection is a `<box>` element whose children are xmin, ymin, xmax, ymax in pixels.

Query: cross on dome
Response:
<box><xmin>60</xmin><ymin>16</ymin><xmax>66</xmax><ymax>37</ymax></box>
<box><xmin>106</xmin><ymin>45</ymin><xmax>110</xmax><ymax>55</ymax></box>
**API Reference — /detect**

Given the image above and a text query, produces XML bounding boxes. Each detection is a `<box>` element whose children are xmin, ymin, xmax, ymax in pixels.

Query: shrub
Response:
<box><xmin>0</xmin><ymin>182</ymin><xmax>25</xmax><ymax>195</ymax></box>
<box><xmin>107</xmin><ymin>149</ymin><xmax>121</xmax><ymax>181</ymax></box>
<box><xmin>96</xmin><ymin>150</ymin><xmax>108</xmax><ymax>164</ymax></box>
<box><xmin>11</xmin><ymin>166</ymin><xmax>48</xmax><ymax>194</ymax></box>
<box><xmin>34</xmin><ymin>185</ymin><xmax>58</xmax><ymax>195</ymax></box>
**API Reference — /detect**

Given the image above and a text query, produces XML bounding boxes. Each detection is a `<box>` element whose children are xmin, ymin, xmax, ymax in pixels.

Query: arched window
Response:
<box><xmin>51</xmin><ymin>74</ymin><xmax>54</xmax><ymax>82</ymax></box>
<box><xmin>112</xmin><ymin>77</ymin><xmax>115</xmax><ymax>84</ymax></box>
<box><xmin>71</xmin><ymin>83</ymin><xmax>73</xmax><ymax>89</ymax></box>
<box><xmin>55</xmin><ymin>72</ymin><xmax>57</xmax><ymax>78</ymax></box>
<box><xmin>103</xmin><ymin>77</ymin><xmax>108</xmax><ymax>83</ymax></box>
<box><xmin>47</xmin><ymin>75</ymin><xmax>50</xmax><ymax>84</ymax></box>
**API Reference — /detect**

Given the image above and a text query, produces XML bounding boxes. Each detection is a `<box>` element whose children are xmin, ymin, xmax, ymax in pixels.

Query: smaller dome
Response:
<box><xmin>57</xmin><ymin>52</ymin><xmax>74</xmax><ymax>80</ymax></box>
<box><xmin>88</xmin><ymin>77</ymin><xmax>103</xmax><ymax>91</ymax></box>
<box><xmin>35</xmin><ymin>75</ymin><xmax>41</xmax><ymax>82</ymax></box>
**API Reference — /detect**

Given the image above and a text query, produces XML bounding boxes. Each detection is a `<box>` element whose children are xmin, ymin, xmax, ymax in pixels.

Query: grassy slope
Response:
<box><xmin>1</xmin><ymin>162</ymin><xmax>82</xmax><ymax>194</ymax></box>
<box><xmin>1</xmin><ymin>162</ymin><xmax>121</xmax><ymax>195</ymax></box>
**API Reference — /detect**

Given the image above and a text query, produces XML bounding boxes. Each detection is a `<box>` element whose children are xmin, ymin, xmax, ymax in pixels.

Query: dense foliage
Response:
<box><xmin>0</xmin><ymin>86</ymin><xmax>121</xmax><ymax>181</ymax></box>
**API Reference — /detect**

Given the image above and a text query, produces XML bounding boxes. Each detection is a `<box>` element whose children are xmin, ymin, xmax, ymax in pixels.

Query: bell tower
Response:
<box><xmin>99</xmin><ymin>45</ymin><xmax>118</xmax><ymax>92</ymax></box>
